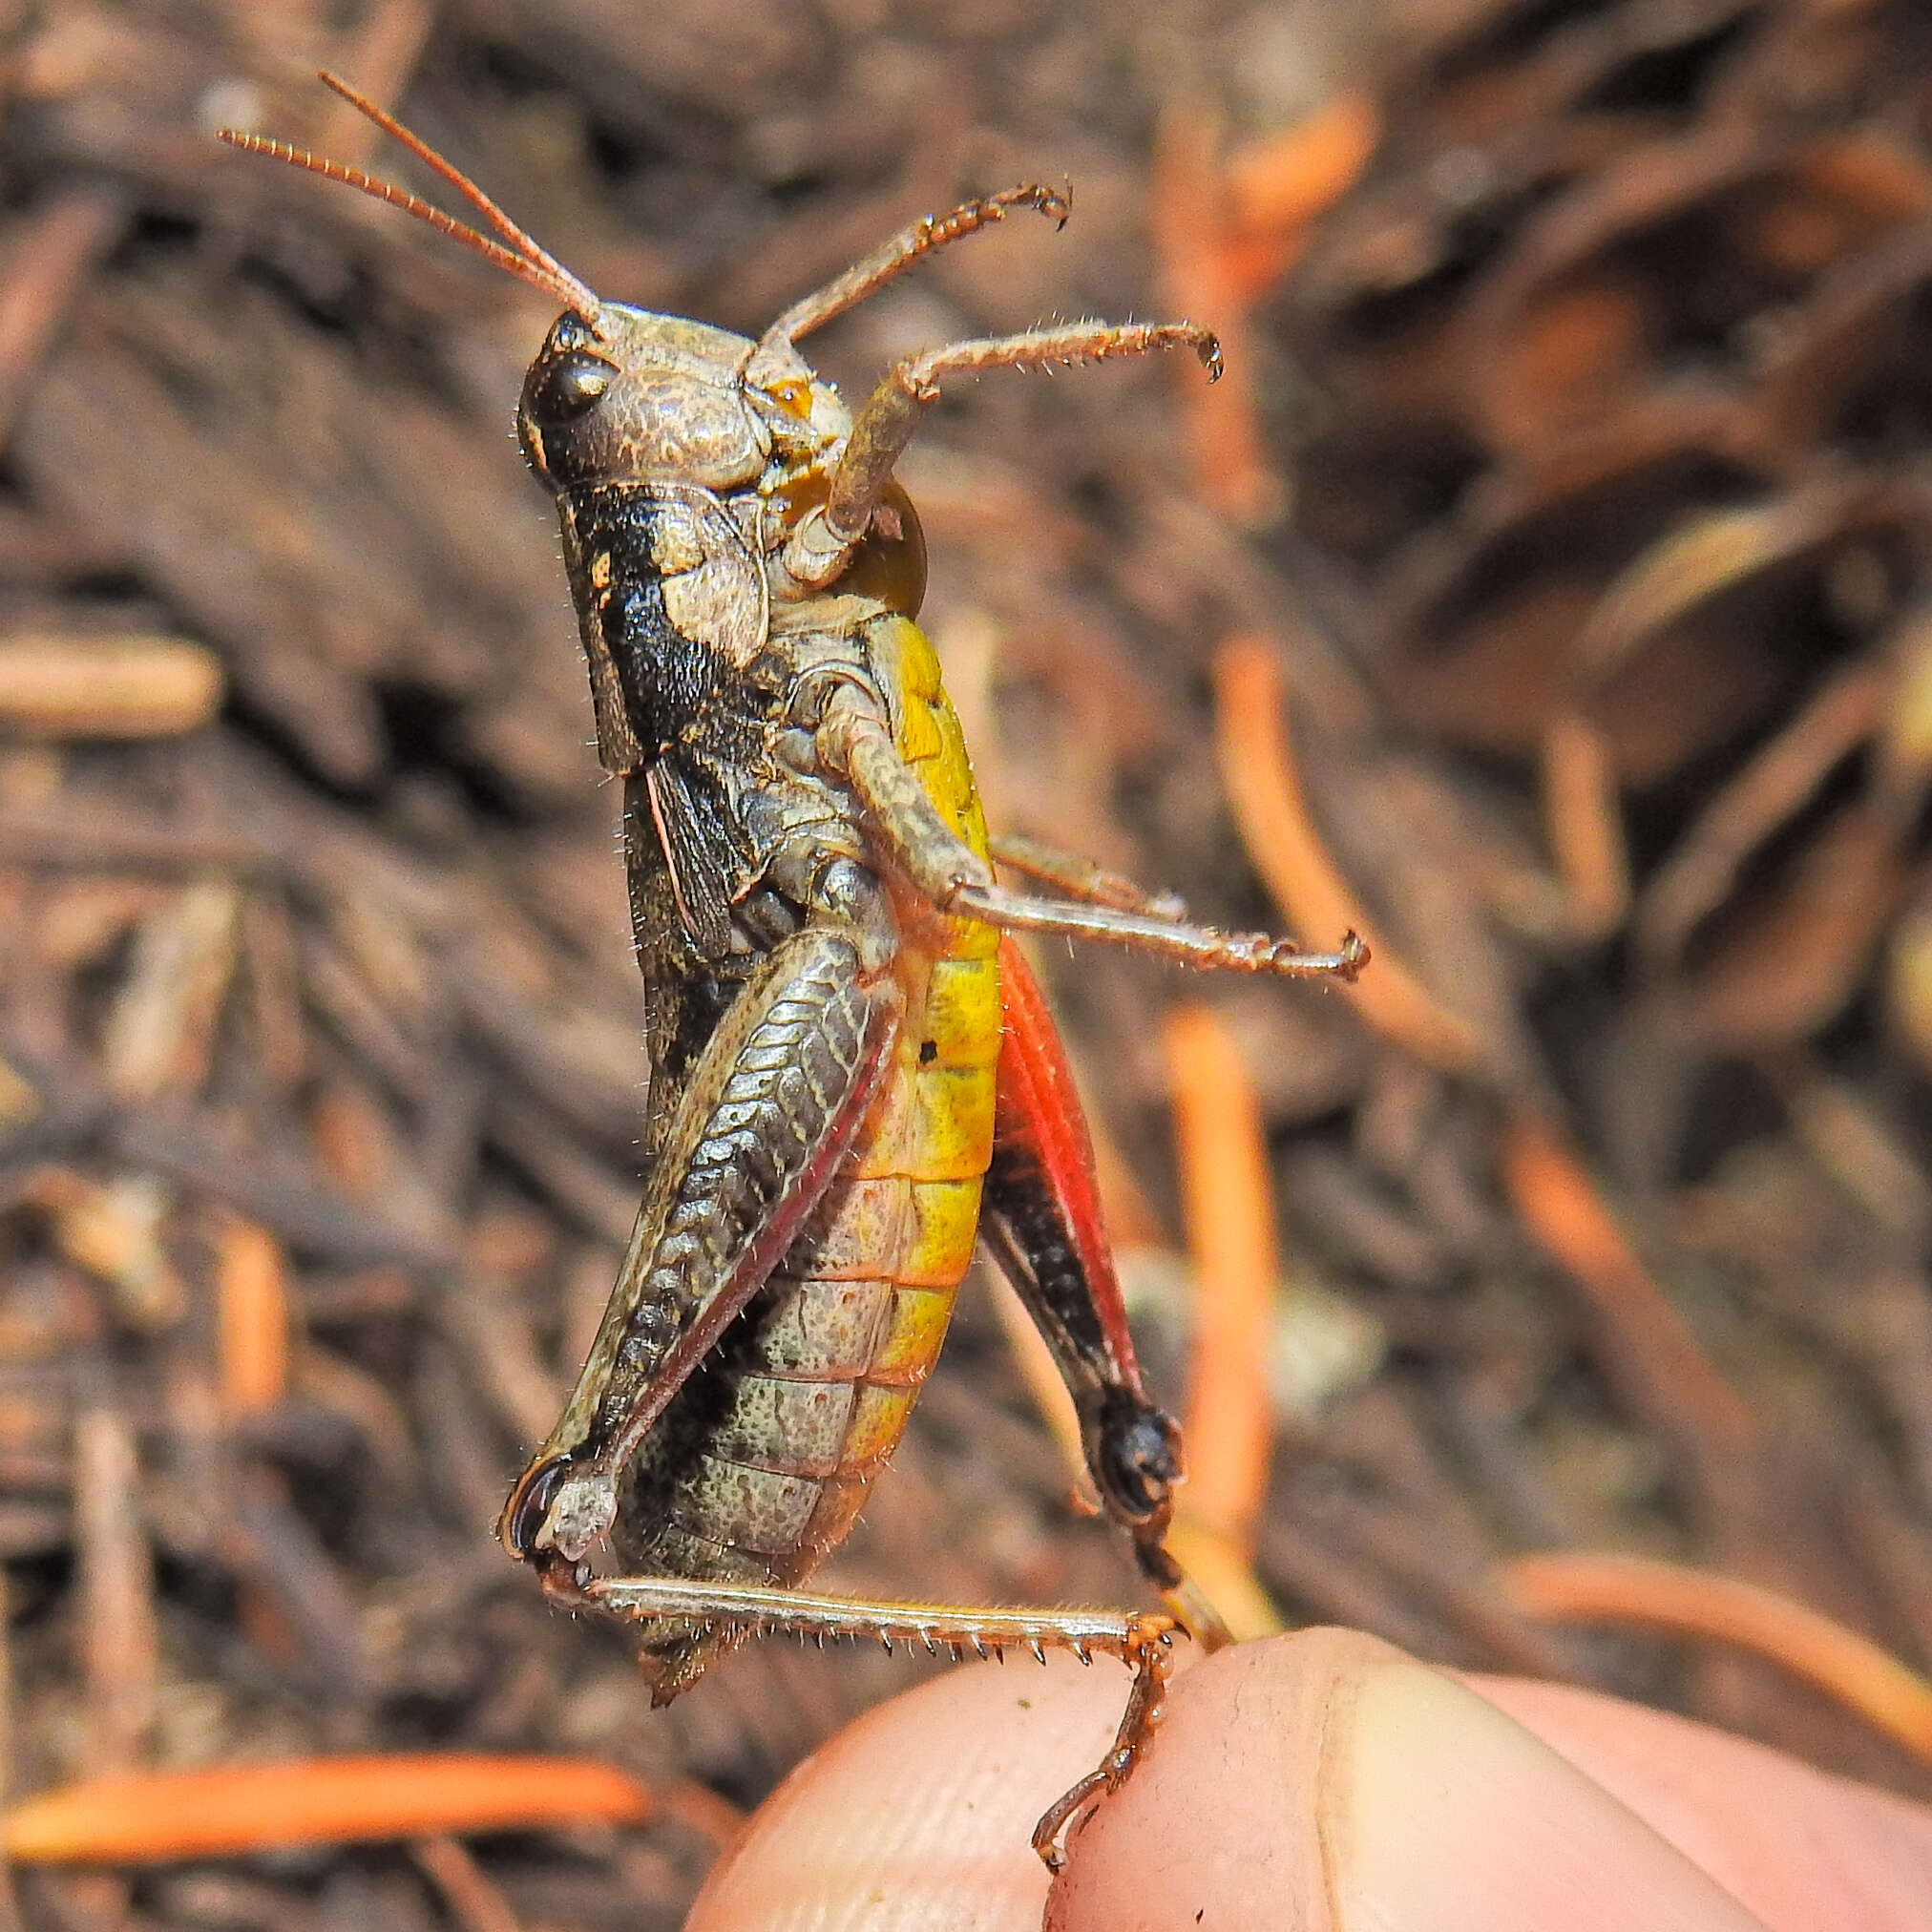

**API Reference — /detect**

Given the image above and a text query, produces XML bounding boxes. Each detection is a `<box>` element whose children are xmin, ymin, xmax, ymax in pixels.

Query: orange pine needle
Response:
<box><xmin>1500</xmin><ymin>1551</ymin><xmax>1932</xmax><ymax>1762</ymax></box>
<box><xmin>1222</xmin><ymin>94</ymin><xmax>1381</xmax><ymax>300</ymax></box>
<box><xmin>1162</xmin><ymin>1519</ymin><xmax>1281</xmax><ymax>1647</ymax></box>
<box><xmin>1149</xmin><ymin>94</ymin><xmax>1376</xmax><ymax>520</ymax></box>
<box><xmin>1541</xmin><ymin>712</ymin><xmax>1630</xmax><ymax>940</ymax></box>
<box><xmin>987</xmin><ymin>1269</ymin><xmax>1095</xmax><ymax>1508</ymax></box>
<box><xmin>2</xmin><ymin>1754</ymin><xmax>658</xmax><ymax>1865</ymax></box>
<box><xmin>1165</xmin><ymin>1001</ymin><xmax>1284</xmax><ymax>1640</ymax></box>
<box><xmin>216</xmin><ymin>1214</ymin><xmax>288</xmax><ymax>1418</ymax></box>
<box><xmin>1151</xmin><ymin>104</ymin><xmax>1276</xmax><ymax>523</ymax></box>
<box><xmin>1081</xmin><ymin>1082</ymin><xmax>1167</xmax><ymax>1251</ymax></box>
<box><xmin>1501</xmin><ymin>1115</ymin><xmax>1751</xmax><ymax>1445</ymax></box>
<box><xmin>1212</xmin><ymin>634</ymin><xmax>1486</xmax><ymax>1073</ymax></box>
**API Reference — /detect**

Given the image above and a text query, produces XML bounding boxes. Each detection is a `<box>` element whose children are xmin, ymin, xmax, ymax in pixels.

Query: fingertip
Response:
<box><xmin>1048</xmin><ymin>1629</ymin><xmax>1763</xmax><ymax>1931</ymax></box>
<box><xmin>687</xmin><ymin>1630</ymin><xmax>1932</xmax><ymax>1932</ymax></box>
<box><xmin>1469</xmin><ymin>1676</ymin><xmax>1932</xmax><ymax>1932</ymax></box>
<box><xmin>1044</xmin><ymin>1628</ymin><xmax>1364</xmax><ymax>1931</ymax></box>
<box><xmin>684</xmin><ymin>1654</ymin><xmax>1135</xmax><ymax>1931</ymax></box>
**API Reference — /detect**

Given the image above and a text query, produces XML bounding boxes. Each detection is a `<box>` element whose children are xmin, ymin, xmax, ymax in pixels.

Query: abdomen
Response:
<box><xmin>616</xmin><ymin>616</ymin><xmax>1000</xmax><ymax>1688</ymax></box>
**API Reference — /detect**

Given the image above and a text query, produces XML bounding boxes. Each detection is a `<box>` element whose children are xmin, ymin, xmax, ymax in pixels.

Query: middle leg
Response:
<box><xmin>818</xmin><ymin>683</ymin><xmax>1367</xmax><ymax>981</ymax></box>
<box><xmin>990</xmin><ymin>829</ymin><xmax>1187</xmax><ymax>921</ymax></box>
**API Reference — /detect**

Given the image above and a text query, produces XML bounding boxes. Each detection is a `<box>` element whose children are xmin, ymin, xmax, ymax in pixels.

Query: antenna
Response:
<box><xmin>217</xmin><ymin>71</ymin><xmax>601</xmax><ymax>324</ymax></box>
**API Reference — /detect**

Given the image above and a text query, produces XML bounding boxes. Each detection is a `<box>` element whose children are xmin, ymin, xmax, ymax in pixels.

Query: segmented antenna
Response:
<box><xmin>216</xmin><ymin>70</ymin><xmax>601</xmax><ymax>325</ymax></box>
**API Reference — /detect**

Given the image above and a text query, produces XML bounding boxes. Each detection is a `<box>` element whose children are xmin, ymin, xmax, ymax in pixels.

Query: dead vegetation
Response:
<box><xmin>0</xmin><ymin>2</ymin><xmax>1926</xmax><ymax>1926</ymax></box>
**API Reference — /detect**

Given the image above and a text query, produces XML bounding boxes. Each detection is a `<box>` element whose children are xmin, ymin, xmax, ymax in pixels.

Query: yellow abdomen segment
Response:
<box><xmin>851</xmin><ymin>611</ymin><xmax>998</xmax><ymax>1371</ymax></box>
<box><xmin>792</xmin><ymin>616</ymin><xmax>1001</xmax><ymax>1552</ymax></box>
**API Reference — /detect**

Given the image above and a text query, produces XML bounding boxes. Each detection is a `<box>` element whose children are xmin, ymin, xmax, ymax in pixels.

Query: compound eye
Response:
<box><xmin>766</xmin><ymin>377</ymin><xmax>813</xmax><ymax>421</ymax></box>
<box><xmin>525</xmin><ymin>349</ymin><xmax>617</xmax><ymax>426</ymax></box>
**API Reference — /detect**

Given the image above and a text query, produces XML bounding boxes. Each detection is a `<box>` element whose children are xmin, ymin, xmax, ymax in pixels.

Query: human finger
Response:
<box><xmin>685</xmin><ymin>1627</ymin><xmax>1932</xmax><ymax>1931</ymax></box>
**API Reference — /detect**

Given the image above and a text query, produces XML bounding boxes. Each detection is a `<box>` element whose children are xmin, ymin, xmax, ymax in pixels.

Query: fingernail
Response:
<box><xmin>1324</xmin><ymin>1657</ymin><xmax>1764</xmax><ymax>1930</ymax></box>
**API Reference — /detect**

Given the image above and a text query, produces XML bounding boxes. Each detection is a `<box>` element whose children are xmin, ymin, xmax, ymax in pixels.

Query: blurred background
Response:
<box><xmin>3</xmin><ymin>0</ymin><xmax>1932</xmax><ymax>1924</ymax></box>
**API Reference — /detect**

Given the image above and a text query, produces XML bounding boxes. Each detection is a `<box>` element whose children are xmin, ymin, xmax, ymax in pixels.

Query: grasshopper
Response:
<box><xmin>221</xmin><ymin>74</ymin><xmax>1366</xmax><ymax>1866</ymax></box>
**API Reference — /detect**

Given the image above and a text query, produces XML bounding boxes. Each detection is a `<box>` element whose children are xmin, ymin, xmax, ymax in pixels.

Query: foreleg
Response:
<box><xmin>782</xmin><ymin>322</ymin><xmax>1221</xmax><ymax>591</ymax></box>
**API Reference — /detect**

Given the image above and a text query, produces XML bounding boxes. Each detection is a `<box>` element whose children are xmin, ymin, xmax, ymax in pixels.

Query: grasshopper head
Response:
<box><xmin>517</xmin><ymin>304</ymin><xmax>848</xmax><ymax>494</ymax></box>
<box><xmin>215</xmin><ymin>77</ymin><xmax>850</xmax><ymax>502</ymax></box>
